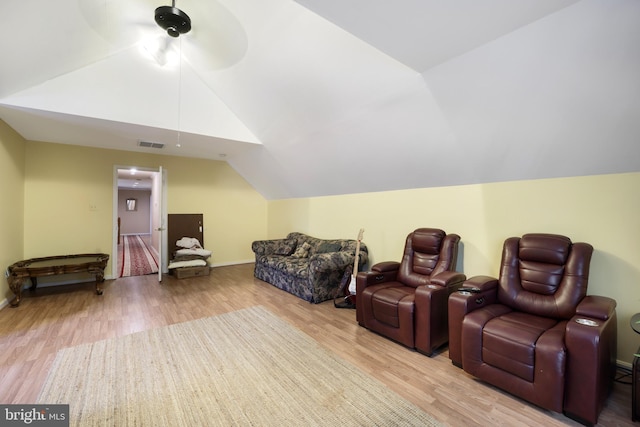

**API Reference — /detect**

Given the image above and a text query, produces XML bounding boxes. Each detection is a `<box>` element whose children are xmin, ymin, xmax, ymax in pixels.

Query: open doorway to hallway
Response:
<box><xmin>115</xmin><ymin>167</ymin><xmax>163</xmax><ymax>278</ymax></box>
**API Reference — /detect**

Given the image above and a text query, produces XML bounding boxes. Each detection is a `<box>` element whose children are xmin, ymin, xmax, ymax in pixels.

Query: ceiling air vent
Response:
<box><xmin>138</xmin><ymin>141</ymin><xmax>165</xmax><ymax>149</ymax></box>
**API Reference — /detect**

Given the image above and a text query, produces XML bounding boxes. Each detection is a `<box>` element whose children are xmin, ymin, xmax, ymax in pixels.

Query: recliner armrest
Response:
<box><xmin>575</xmin><ymin>295</ymin><xmax>616</xmax><ymax>321</ymax></box>
<box><xmin>371</xmin><ymin>261</ymin><xmax>400</xmax><ymax>273</ymax></box>
<box><xmin>356</xmin><ymin>261</ymin><xmax>400</xmax><ymax>288</ymax></box>
<box><xmin>461</xmin><ymin>275</ymin><xmax>499</xmax><ymax>292</ymax></box>
<box><xmin>355</xmin><ymin>262</ymin><xmax>400</xmax><ymax>326</ymax></box>
<box><xmin>356</xmin><ymin>267</ymin><xmax>399</xmax><ymax>325</ymax></box>
<box><xmin>356</xmin><ymin>268</ymin><xmax>397</xmax><ymax>290</ymax></box>
<box><xmin>430</xmin><ymin>271</ymin><xmax>466</xmax><ymax>288</ymax></box>
<box><xmin>448</xmin><ymin>275</ymin><xmax>499</xmax><ymax>367</ymax></box>
<box><xmin>564</xmin><ymin>295</ymin><xmax>617</xmax><ymax>425</ymax></box>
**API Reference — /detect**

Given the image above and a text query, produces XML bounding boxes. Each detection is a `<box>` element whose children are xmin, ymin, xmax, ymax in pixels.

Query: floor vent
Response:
<box><xmin>138</xmin><ymin>141</ymin><xmax>165</xmax><ymax>149</ymax></box>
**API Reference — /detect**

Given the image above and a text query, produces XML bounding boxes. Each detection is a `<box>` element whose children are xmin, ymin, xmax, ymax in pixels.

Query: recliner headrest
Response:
<box><xmin>519</xmin><ymin>233</ymin><xmax>571</xmax><ymax>265</ymax></box>
<box><xmin>411</xmin><ymin>228</ymin><xmax>446</xmax><ymax>255</ymax></box>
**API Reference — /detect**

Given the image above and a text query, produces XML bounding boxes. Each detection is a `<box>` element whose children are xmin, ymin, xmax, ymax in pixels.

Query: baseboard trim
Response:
<box><xmin>618</xmin><ymin>359</ymin><xmax>632</xmax><ymax>370</ymax></box>
<box><xmin>210</xmin><ymin>260</ymin><xmax>254</xmax><ymax>268</ymax></box>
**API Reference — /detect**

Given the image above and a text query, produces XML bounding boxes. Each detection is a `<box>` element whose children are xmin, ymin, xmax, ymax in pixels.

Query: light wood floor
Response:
<box><xmin>0</xmin><ymin>264</ymin><xmax>634</xmax><ymax>426</ymax></box>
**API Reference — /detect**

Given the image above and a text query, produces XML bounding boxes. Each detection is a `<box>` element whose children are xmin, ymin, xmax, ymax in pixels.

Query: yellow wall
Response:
<box><xmin>23</xmin><ymin>141</ymin><xmax>267</xmax><ymax>275</ymax></box>
<box><xmin>0</xmin><ymin>121</ymin><xmax>25</xmax><ymax>305</ymax></box>
<box><xmin>161</xmin><ymin>155</ymin><xmax>267</xmax><ymax>263</ymax></box>
<box><xmin>268</xmin><ymin>172</ymin><xmax>640</xmax><ymax>364</ymax></box>
<box><xmin>7</xmin><ymin>133</ymin><xmax>640</xmax><ymax>364</ymax></box>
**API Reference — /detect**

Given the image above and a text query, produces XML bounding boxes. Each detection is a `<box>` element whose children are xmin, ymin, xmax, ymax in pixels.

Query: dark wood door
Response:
<box><xmin>168</xmin><ymin>214</ymin><xmax>204</xmax><ymax>253</ymax></box>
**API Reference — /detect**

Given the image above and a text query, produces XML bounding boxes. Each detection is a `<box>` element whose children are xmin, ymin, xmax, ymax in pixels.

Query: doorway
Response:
<box><xmin>113</xmin><ymin>166</ymin><xmax>167</xmax><ymax>279</ymax></box>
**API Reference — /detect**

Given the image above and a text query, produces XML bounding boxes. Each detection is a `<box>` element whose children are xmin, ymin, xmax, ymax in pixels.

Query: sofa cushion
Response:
<box><xmin>274</xmin><ymin>239</ymin><xmax>297</xmax><ymax>256</ymax></box>
<box><xmin>275</xmin><ymin>257</ymin><xmax>309</xmax><ymax>279</ymax></box>
<box><xmin>316</xmin><ymin>242</ymin><xmax>342</xmax><ymax>254</ymax></box>
<box><xmin>258</xmin><ymin>255</ymin><xmax>282</xmax><ymax>267</ymax></box>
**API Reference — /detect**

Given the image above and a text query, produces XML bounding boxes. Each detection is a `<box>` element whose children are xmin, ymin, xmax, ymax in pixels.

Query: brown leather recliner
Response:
<box><xmin>356</xmin><ymin>228</ymin><xmax>466</xmax><ymax>356</ymax></box>
<box><xmin>448</xmin><ymin>233</ymin><xmax>617</xmax><ymax>426</ymax></box>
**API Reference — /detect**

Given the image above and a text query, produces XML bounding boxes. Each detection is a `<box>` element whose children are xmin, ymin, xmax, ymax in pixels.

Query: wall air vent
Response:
<box><xmin>138</xmin><ymin>141</ymin><xmax>165</xmax><ymax>149</ymax></box>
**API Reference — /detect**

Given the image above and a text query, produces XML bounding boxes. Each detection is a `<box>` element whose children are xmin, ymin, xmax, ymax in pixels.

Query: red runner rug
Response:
<box><xmin>120</xmin><ymin>235</ymin><xmax>159</xmax><ymax>277</ymax></box>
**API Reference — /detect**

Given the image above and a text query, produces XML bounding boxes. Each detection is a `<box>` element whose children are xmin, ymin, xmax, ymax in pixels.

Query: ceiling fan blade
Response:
<box><xmin>79</xmin><ymin>0</ymin><xmax>162</xmax><ymax>49</ymax></box>
<box><xmin>79</xmin><ymin>0</ymin><xmax>247</xmax><ymax>69</ymax></box>
<box><xmin>171</xmin><ymin>0</ymin><xmax>248</xmax><ymax>70</ymax></box>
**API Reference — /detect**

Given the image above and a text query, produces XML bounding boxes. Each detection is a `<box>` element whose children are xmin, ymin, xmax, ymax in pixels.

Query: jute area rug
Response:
<box><xmin>37</xmin><ymin>306</ymin><xmax>442</xmax><ymax>426</ymax></box>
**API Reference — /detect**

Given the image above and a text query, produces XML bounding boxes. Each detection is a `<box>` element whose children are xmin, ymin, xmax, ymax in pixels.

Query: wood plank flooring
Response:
<box><xmin>0</xmin><ymin>264</ymin><xmax>634</xmax><ymax>426</ymax></box>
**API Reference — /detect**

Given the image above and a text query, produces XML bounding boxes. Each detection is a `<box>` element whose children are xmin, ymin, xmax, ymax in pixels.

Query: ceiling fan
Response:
<box><xmin>79</xmin><ymin>0</ymin><xmax>248</xmax><ymax>70</ymax></box>
<box><xmin>154</xmin><ymin>1</ymin><xmax>191</xmax><ymax>38</ymax></box>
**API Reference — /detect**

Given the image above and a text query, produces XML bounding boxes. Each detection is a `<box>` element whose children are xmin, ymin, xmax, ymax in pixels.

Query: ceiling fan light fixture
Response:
<box><xmin>155</xmin><ymin>4</ymin><xmax>191</xmax><ymax>38</ymax></box>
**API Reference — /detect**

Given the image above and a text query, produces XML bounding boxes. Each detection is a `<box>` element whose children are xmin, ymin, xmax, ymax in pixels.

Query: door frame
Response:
<box><xmin>112</xmin><ymin>165</ymin><xmax>168</xmax><ymax>279</ymax></box>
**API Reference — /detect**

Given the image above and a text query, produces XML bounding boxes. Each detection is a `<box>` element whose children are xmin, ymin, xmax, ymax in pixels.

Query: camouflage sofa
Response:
<box><xmin>251</xmin><ymin>232</ymin><xmax>368</xmax><ymax>303</ymax></box>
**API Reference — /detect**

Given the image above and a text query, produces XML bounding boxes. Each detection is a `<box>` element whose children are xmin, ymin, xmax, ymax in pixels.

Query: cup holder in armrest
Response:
<box><xmin>457</xmin><ymin>287</ymin><xmax>480</xmax><ymax>296</ymax></box>
<box><xmin>575</xmin><ymin>318</ymin><xmax>599</xmax><ymax>327</ymax></box>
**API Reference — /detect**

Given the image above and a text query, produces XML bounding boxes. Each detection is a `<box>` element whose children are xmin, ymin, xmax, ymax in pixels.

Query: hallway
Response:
<box><xmin>117</xmin><ymin>234</ymin><xmax>159</xmax><ymax>277</ymax></box>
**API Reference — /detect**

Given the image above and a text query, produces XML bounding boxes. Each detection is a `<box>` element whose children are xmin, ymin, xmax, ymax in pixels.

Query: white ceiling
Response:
<box><xmin>1</xmin><ymin>0</ymin><xmax>639</xmax><ymax>199</ymax></box>
<box><xmin>117</xmin><ymin>168</ymin><xmax>155</xmax><ymax>190</ymax></box>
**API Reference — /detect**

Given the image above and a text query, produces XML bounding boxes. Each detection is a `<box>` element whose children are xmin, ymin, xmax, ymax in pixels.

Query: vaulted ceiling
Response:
<box><xmin>1</xmin><ymin>0</ymin><xmax>639</xmax><ymax>199</ymax></box>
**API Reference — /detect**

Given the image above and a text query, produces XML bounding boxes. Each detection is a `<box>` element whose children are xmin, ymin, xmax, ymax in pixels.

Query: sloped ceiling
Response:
<box><xmin>1</xmin><ymin>0</ymin><xmax>639</xmax><ymax>200</ymax></box>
